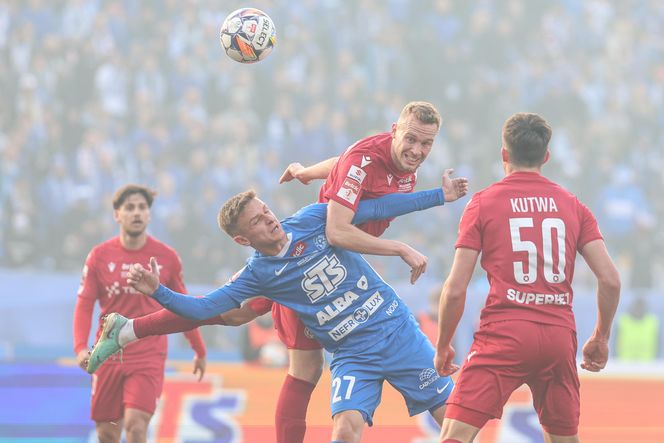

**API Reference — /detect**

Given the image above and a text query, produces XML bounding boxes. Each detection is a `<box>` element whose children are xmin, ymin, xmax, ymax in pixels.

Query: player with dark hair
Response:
<box><xmin>273</xmin><ymin>101</ymin><xmax>456</xmax><ymax>442</ymax></box>
<box><xmin>73</xmin><ymin>184</ymin><xmax>207</xmax><ymax>443</ymax></box>
<box><xmin>434</xmin><ymin>113</ymin><xmax>621</xmax><ymax>443</ymax></box>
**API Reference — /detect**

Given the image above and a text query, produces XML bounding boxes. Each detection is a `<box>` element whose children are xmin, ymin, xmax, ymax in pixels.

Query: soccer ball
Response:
<box><xmin>220</xmin><ymin>8</ymin><xmax>276</xmax><ymax>63</ymax></box>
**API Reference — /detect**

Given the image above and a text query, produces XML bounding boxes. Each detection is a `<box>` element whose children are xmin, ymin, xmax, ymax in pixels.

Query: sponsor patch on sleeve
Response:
<box><xmin>347</xmin><ymin>165</ymin><xmax>367</xmax><ymax>184</ymax></box>
<box><xmin>336</xmin><ymin>178</ymin><xmax>360</xmax><ymax>204</ymax></box>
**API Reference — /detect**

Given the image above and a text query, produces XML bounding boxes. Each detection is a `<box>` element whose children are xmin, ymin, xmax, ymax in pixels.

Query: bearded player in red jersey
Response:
<box><xmin>276</xmin><ymin>101</ymin><xmax>468</xmax><ymax>442</ymax></box>
<box><xmin>73</xmin><ymin>184</ymin><xmax>207</xmax><ymax>443</ymax></box>
<box><xmin>434</xmin><ymin>113</ymin><xmax>621</xmax><ymax>443</ymax></box>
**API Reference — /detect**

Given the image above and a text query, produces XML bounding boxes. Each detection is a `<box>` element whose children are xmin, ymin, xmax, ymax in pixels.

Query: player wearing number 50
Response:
<box><xmin>126</xmin><ymin>186</ymin><xmax>457</xmax><ymax>443</ymax></box>
<box><xmin>434</xmin><ymin>113</ymin><xmax>621</xmax><ymax>443</ymax></box>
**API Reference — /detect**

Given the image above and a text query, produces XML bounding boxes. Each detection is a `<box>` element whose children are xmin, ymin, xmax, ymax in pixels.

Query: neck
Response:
<box><xmin>120</xmin><ymin>231</ymin><xmax>148</xmax><ymax>250</ymax></box>
<box><xmin>504</xmin><ymin>163</ymin><xmax>542</xmax><ymax>176</ymax></box>
<box><xmin>256</xmin><ymin>235</ymin><xmax>289</xmax><ymax>257</ymax></box>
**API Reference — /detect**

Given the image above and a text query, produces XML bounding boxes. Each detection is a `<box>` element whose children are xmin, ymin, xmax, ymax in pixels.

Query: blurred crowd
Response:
<box><xmin>1</xmin><ymin>0</ymin><xmax>662</xmax><ymax>297</ymax></box>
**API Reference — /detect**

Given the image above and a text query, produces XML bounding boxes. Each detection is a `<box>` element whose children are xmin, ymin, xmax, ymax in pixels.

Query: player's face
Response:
<box><xmin>114</xmin><ymin>193</ymin><xmax>151</xmax><ymax>237</ymax></box>
<box><xmin>391</xmin><ymin>115</ymin><xmax>438</xmax><ymax>173</ymax></box>
<box><xmin>235</xmin><ymin>198</ymin><xmax>285</xmax><ymax>249</ymax></box>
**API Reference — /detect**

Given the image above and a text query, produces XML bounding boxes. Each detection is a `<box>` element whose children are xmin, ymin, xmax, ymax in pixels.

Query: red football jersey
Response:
<box><xmin>318</xmin><ymin>132</ymin><xmax>417</xmax><ymax>237</ymax></box>
<box><xmin>73</xmin><ymin>236</ymin><xmax>205</xmax><ymax>361</ymax></box>
<box><xmin>456</xmin><ymin>172</ymin><xmax>603</xmax><ymax>331</ymax></box>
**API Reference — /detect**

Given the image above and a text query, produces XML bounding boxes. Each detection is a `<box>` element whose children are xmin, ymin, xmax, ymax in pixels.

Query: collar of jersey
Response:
<box><xmin>276</xmin><ymin>232</ymin><xmax>293</xmax><ymax>257</ymax></box>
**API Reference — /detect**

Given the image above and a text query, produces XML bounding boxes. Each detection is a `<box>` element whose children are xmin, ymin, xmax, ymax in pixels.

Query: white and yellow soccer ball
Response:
<box><xmin>219</xmin><ymin>8</ymin><xmax>276</xmax><ymax>63</ymax></box>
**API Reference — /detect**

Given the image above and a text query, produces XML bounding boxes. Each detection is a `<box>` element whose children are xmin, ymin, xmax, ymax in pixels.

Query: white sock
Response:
<box><xmin>118</xmin><ymin>319</ymin><xmax>137</xmax><ymax>347</ymax></box>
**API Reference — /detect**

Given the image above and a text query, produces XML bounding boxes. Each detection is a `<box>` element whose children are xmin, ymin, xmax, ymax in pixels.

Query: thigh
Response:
<box><xmin>91</xmin><ymin>363</ymin><xmax>125</xmax><ymax>423</ymax></box>
<box><xmin>272</xmin><ymin>303</ymin><xmax>322</xmax><ymax>350</ymax></box>
<box><xmin>447</xmin><ymin>321</ymin><xmax>536</xmax><ymax>419</ymax></box>
<box><xmin>528</xmin><ymin>325</ymin><xmax>580</xmax><ymax>435</ymax></box>
<box><xmin>329</xmin><ymin>354</ymin><xmax>382</xmax><ymax>426</ymax></box>
<box><xmin>384</xmin><ymin>320</ymin><xmax>454</xmax><ymax>416</ymax></box>
<box><xmin>122</xmin><ymin>359</ymin><xmax>165</xmax><ymax>415</ymax></box>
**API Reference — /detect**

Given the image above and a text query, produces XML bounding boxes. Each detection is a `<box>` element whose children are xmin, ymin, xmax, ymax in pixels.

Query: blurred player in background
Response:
<box><xmin>276</xmin><ymin>101</ymin><xmax>458</xmax><ymax>442</ymax></box>
<box><xmin>73</xmin><ymin>184</ymin><xmax>207</xmax><ymax>443</ymax></box>
<box><xmin>434</xmin><ymin>113</ymin><xmax>621</xmax><ymax>443</ymax></box>
<box><xmin>121</xmin><ymin>184</ymin><xmax>461</xmax><ymax>442</ymax></box>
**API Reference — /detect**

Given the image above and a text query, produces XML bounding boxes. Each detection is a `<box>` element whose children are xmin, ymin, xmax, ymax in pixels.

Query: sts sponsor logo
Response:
<box><xmin>301</xmin><ymin>254</ymin><xmax>347</xmax><ymax>302</ymax></box>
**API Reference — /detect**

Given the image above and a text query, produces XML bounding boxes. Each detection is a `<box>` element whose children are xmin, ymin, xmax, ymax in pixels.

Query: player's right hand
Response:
<box><xmin>279</xmin><ymin>162</ymin><xmax>311</xmax><ymax>184</ymax></box>
<box><xmin>434</xmin><ymin>344</ymin><xmax>460</xmax><ymax>376</ymax></box>
<box><xmin>76</xmin><ymin>349</ymin><xmax>90</xmax><ymax>371</ymax></box>
<box><xmin>398</xmin><ymin>244</ymin><xmax>427</xmax><ymax>284</ymax></box>
<box><xmin>127</xmin><ymin>257</ymin><xmax>161</xmax><ymax>296</ymax></box>
<box><xmin>581</xmin><ymin>336</ymin><xmax>609</xmax><ymax>372</ymax></box>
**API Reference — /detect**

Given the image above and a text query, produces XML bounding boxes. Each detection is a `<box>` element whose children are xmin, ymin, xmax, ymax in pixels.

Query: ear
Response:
<box><xmin>501</xmin><ymin>147</ymin><xmax>509</xmax><ymax>163</ymax></box>
<box><xmin>391</xmin><ymin>122</ymin><xmax>397</xmax><ymax>138</ymax></box>
<box><xmin>233</xmin><ymin>235</ymin><xmax>251</xmax><ymax>247</ymax></box>
<box><xmin>542</xmin><ymin>150</ymin><xmax>550</xmax><ymax>164</ymax></box>
<box><xmin>113</xmin><ymin>209</ymin><xmax>121</xmax><ymax>224</ymax></box>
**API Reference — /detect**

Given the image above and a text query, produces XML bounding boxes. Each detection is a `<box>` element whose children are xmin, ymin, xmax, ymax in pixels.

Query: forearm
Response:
<box><xmin>593</xmin><ymin>281</ymin><xmax>621</xmax><ymax>339</ymax></box>
<box><xmin>152</xmin><ymin>285</ymin><xmax>238</xmax><ymax>321</ymax></box>
<box><xmin>352</xmin><ymin>188</ymin><xmax>444</xmax><ymax>224</ymax></box>
<box><xmin>72</xmin><ymin>297</ymin><xmax>95</xmax><ymax>354</ymax></box>
<box><xmin>182</xmin><ymin>328</ymin><xmax>207</xmax><ymax>358</ymax></box>
<box><xmin>300</xmin><ymin>156</ymin><xmax>339</xmax><ymax>181</ymax></box>
<box><xmin>436</xmin><ymin>285</ymin><xmax>465</xmax><ymax>351</ymax></box>
<box><xmin>327</xmin><ymin>222</ymin><xmax>406</xmax><ymax>256</ymax></box>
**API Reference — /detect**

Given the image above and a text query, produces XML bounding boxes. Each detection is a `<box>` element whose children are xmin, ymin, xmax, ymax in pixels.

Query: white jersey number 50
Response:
<box><xmin>509</xmin><ymin>217</ymin><xmax>566</xmax><ymax>284</ymax></box>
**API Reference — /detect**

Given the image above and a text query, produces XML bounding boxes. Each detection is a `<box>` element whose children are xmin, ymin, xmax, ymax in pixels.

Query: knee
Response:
<box><xmin>96</xmin><ymin>424</ymin><xmax>121</xmax><ymax>443</ymax></box>
<box><xmin>289</xmin><ymin>349</ymin><xmax>324</xmax><ymax>384</ymax></box>
<box><xmin>332</xmin><ymin>412</ymin><xmax>363</xmax><ymax>443</ymax></box>
<box><xmin>124</xmin><ymin>417</ymin><xmax>149</xmax><ymax>440</ymax></box>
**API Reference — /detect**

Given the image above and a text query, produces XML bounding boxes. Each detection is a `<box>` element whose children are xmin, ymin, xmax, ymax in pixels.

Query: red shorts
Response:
<box><xmin>271</xmin><ymin>303</ymin><xmax>322</xmax><ymax>350</ymax></box>
<box><xmin>446</xmin><ymin>320</ymin><xmax>580</xmax><ymax>436</ymax></box>
<box><xmin>90</xmin><ymin>358</ymin><xmax>165</xmax><ymax>422</ymax></box>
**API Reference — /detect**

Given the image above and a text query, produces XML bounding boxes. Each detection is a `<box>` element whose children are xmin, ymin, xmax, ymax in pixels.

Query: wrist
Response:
<box><xmin>591</xmin><ymin>330</ymin><xmax>610</xmax><ymax>342</ymax></box>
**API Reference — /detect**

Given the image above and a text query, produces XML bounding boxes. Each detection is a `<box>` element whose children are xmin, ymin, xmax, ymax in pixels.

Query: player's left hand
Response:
<box><xmin>434</xmin><ymin>344</ymin><xmax>460</xmax><ymax>376</ymax></box>
<box><xmin>279</xmin><ymin>162</ymin><xmax>311</xmax><ymax>184</ymax></box>
<box><xmin>581</xmin><ymin>336</ymin><xmax>609</xmax><ymax>372</ymax></box>
<box><xmin>127</xmin><ymin>257</ymin><xmax>161</xmax><ymax>296</ymax></box>
<box><xmin>193</xmin><ymin>356</ymin><xmax>206</xmax><ymax>381</ymax></box>
<box><xmin>441</xmin><ymin>169</ymin><xmax>469</xmax><ymax>202</ymax></box>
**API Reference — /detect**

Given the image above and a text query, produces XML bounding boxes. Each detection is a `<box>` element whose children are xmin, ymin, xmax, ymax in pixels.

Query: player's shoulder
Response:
<box><xmin>342</xmin><ymin>132</ymin><xmax>391</xmax><ymax>164</ymax></box>
<box><xmin>87</xmin><ymin>237</ymin><xmax>120</xmax><ymax>258</ymax></box>
<box><xmin>145</xmin><ymin>236</ymin><xmax>181</xmax><ymax>259</ymax></box>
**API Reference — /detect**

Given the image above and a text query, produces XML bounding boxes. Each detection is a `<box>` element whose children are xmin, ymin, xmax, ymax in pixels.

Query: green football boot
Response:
<box><xmin>86</xmin><ymin>313</ymin><xmax>128</xmax><ymax>374</ymax></box>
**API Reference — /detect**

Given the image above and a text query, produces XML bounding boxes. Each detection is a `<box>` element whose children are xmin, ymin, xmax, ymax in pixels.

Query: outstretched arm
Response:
<box><xmin>279</xmin><ymin>157</ymin><xmax>339</xmax><ymax>185</ymax></box>
<box><xmin>127</xmin><ymin>258</ymin><xmax>257</xmax><ymax>321</ymax></box>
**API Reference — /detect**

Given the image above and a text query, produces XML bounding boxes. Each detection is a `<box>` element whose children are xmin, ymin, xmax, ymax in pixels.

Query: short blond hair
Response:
<box><xmin>218</xmin><ymin>190</ymin><xmax>256</xmax><ymax>236</ymax></box>
<box><xmin>398</xmin><ymin>101</ymin><xmax>442</xmax><ymax>129</ymax></box>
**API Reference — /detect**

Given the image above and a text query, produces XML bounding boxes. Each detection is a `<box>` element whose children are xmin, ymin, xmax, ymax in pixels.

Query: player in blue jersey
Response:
<box><xmin>123</xmin><ymin>186</ymin><xmax>459</xmax><ymax>442</ymax></box>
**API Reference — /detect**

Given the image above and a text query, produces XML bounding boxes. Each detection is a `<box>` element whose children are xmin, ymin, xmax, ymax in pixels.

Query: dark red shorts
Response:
<box><xmin>90</xmin><ymin>358</ymin><xmax>165</xmax><ymax>422</ymax></box>
<box><xmin>446</xmin><ymin>320</ymin><xmax>580</xmax><ymax>436</ymax></box>
<box><xmin>271</xmin><ymin>303</ymin><xmax>322</xmax><ymax>350</ymax></box>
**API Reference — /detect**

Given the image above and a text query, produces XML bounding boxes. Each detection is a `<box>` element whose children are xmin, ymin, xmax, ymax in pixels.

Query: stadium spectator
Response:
<box><xmin>616</xmin><ymin>296</ymin><xmax>660</xmax><ymax>362</ymax></box>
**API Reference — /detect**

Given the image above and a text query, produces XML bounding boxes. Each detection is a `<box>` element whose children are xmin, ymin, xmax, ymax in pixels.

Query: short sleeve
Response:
<box><xmin>324</xmin><ymin>151</ymin><xmax>371</xmax><ymax>211</ymax></box>
<box><xmin>455</xmin><ymin>194</ymin><xmax>482</xmax><ymax>251</ymax></box>
<box><xmin>577</xmin><ymin>200</ymin><xmax>603</xmax><ymax>251</ymax></box>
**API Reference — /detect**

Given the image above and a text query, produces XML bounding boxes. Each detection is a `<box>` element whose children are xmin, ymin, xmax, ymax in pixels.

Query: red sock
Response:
<box><xmin>275</xmin><ymin>374</ymin><xmax>315</xmax><ymax>443</ymax></box>
<box><xmin>134</xmin><ymin>309</ymin><xmax>225</xmax><ymax>338</ymax></box>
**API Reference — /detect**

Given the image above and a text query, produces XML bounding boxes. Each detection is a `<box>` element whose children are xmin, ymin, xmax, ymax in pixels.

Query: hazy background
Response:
<box><xmin>0</xmin><ymin>0</ymin><xmax>662</xmax><ymax>393</ymax></box>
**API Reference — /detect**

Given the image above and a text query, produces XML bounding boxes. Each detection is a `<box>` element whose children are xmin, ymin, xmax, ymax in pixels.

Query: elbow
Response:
<box><xmin>325</xmin><ymin>225</ymin><xmax>345</xmax><ymax>247</ymax></box>
<box><xmin>600</xmin><ymin>270</ymin><xmax>621</xmax><ymax>296</ymax></box>
<box><xmin>443</xmin><ymin>281</ymin><xmax>466</xmax><ymax>304</ymax></box>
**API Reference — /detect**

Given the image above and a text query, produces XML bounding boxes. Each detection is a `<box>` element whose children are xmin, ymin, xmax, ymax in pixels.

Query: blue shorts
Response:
<box><xmin>329</xmin><ymin>316</ymin><xmax>454</xmax><ymax>425</ymax></box>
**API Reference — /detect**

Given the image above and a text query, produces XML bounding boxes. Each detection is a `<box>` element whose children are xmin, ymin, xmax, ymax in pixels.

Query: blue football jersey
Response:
<box><xmin>152</xmin><ymin>189</ymin><xmax>444</xmax><ymax>352</ymax></box>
